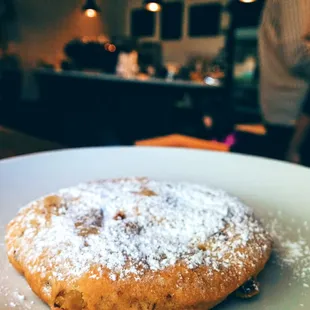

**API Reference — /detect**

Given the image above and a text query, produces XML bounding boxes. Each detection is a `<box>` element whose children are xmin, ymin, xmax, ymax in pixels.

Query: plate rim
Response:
<box><xmin>0</xmin><ymin>146</ymin><xmax>309</xmax><ymax>173</ymax></box>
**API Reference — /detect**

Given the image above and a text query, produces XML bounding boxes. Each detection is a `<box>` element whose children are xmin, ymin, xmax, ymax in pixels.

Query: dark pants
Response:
<box><xmin>265</xmin><ymin>125</ymin><xmax>294</xmax><ymax>161</ymax></box>
<box><xmin>266</xmin><ymin>125</ymin><xmax>310</xmax><ymax>167</ymax></box>
<box><xmin>301</xmin><ymin>135</ymin><xmax>310</xmax><ymax>167</ymax></box>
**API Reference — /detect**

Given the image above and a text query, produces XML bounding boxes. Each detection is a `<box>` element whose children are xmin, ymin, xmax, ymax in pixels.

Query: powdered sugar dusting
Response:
<box><xmin>265</xmin><ymin>213</ymin><xmax>310</xmax><ymax>284</ymax></box>
<box><xmin>0</xmin><ymin>287</ymin><xmax>34</xmax><ymax>309</ymax></box>
<box><xmin>6</xmin><ymin>178</ymin><xmax>270</xmax><ymax>284</ymax></box>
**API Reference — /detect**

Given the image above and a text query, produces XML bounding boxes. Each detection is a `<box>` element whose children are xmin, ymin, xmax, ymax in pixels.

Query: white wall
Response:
<box><xmin>125</xmin><ymin>0</ymin><xmax>229</xmax><ymax>64</ymax></box>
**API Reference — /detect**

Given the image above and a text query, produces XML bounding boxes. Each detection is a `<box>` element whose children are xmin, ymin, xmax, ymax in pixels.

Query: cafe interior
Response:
<box><xmin>0</xmin><ymin>0</ymin><xmax>272</xmax><ymax>159</ymax></box>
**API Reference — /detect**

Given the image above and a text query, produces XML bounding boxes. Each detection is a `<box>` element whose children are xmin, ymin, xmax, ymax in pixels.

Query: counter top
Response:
<box><xmin>35</xmin><ymin>68</ymin><xmax>223</xmax><ymax>91</ymax></box>
<box><xmin>35</xmin><ymin>69</ymin><xmax>258</xmax><ymax>92</ymax></box>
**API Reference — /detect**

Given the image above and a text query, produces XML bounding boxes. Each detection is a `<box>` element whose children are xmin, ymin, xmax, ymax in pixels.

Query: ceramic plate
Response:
<box><xmin>1</xmin><ymin>147</ymin><xmax>309</xmax><ymax>309</ymax></box>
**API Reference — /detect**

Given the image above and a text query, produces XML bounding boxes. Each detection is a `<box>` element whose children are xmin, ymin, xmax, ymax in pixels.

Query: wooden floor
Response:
<box><xmin>0</xmin><ymin>126</ymin><xmax>63</xmax><ymax>160</ymax></box>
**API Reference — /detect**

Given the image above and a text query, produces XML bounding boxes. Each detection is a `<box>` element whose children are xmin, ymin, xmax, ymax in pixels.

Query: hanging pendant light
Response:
<box><xmin>82</xmin><ymin>0</ymin><xmax>101</xmax><ymax>18</ymax></box>
<box><xmin>144</xmin><ymin>0</ymin><xmax>163</xmax><ymax>12</ymax></box>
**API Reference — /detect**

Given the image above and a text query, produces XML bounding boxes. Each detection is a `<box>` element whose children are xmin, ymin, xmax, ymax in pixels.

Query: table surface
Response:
<box><xmin>35</xmin><ymin>68</ymin><xmax>223</xmax><ymax>90</ymax></box>
<box><xmin>35</xmin><ymin>68</ymin><xmax>258</xmax><ymax>91</ymax></box>
<box><xmin>0</xmin><ymin>124</ymin><xmax>267</xmax><ymax>160</ymax></box>
<box><xmin>0</xmin><ymin>127</ymin><xmax>62</xmax><ymax>160</ymax></box>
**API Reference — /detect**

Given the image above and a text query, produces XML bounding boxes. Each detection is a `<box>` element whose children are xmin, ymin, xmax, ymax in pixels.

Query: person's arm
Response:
<box><xmin>278</xmin><ymin>0</ymin><xmax>310</xmax><ymax>80</ymax></box>
<box><xmin>287</xmin><ymin>92</ymin><xmax>310</xmax><ymax>164</ymax></box>
<box><xmin>287</xmin><ymin>115</ymin><xmax>310</xmax><ymax>164</ymax></box>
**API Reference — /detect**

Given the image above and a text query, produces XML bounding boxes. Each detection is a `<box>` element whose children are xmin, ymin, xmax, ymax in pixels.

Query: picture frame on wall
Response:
<box><xmin>161</xmin><ymin>2</ymin><xmax>184</xmax><ymax>41</ymax></box>
<box><xmin>131</xmin><ymin>9</ymin><xmax>155</xmax><ymax>38</ymax></box>
<box><xmin>188</xmin><ymin>3</ymin><xmax>222</xmax><ymax>37</ymax></box>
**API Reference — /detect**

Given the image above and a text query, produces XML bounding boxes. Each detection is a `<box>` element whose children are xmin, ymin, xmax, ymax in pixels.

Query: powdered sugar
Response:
<box><xmin>0</xmin><ymin>286</ymin><xmax>34</xmax><ymax>310</ymax></box>
<box><xmin>265</xmin><ymin>214</ymin><xmax>310</xmax><ymax>284</ymax></box>
<box><xmin>6</xmin><ymin>178</ymin><xmax>270</xmax><ymax>284</ymax></box>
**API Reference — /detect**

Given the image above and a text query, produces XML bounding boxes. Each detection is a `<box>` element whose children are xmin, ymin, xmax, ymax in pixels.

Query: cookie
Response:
<box><xmin>6</xmin><ymin>178</ymin><xmax>272</xmax><ymax>309</ymax></box>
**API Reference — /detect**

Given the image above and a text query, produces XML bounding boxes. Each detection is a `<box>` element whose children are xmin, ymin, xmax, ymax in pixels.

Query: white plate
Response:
<box><xmin>0</xmin><ymin>147</ymin><xmax>309</xmax><ymax>309</ymax></box>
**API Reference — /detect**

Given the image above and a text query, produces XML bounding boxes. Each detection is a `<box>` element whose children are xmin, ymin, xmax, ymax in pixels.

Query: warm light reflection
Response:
<box><xmin>98</xmin><ymin>35</ymin><xmax>108</xmax><ymax>43</ymax></box>
<box><xmin>82</xmin><ymin>36</ymin><xmax>90</xmax><ymax>43</ymax></box>
<box><xmin>239</xmin><ymin>0</ymin><xmax>256</xmax><ymax>3</ymax></box>
<box><xmin>108</xmin><ymin>44</ymin><xmax>116</xmax><ymax>53</ymax></box>
<box><xmin>104</xmin><ymin>43</ymin><xmax>116</xmax><ymax>53</ymax></box>
<box><xmin>145</xmin><ymin>2</ymin><xmax>161</xmax><ymax>12</ymax></box>
<box><xmin>85</xmin><ymin>9</ymin><xmax>97</xmax><ymax>17</ymax></box>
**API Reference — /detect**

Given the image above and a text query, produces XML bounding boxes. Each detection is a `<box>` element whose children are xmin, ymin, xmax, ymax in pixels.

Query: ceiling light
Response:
<box><xmin>144</xmin><ymin>0</ymin><xmax>163</xmax><ymax>12</ymax></box>
<box><xmin>82</xmin><ymin>0</ymin><xmax>101</xmax><ymax>17</ymax></box>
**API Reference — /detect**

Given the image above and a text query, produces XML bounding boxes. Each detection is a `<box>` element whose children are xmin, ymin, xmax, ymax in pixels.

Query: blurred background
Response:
<box><xmin>0</xmin><ymin>0</ymin><xmax>270</xmax><ymax>159</ymax></box>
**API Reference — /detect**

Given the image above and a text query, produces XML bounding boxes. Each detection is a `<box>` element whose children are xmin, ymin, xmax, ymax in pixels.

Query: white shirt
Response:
<box><xmin>259</xmin><ymin>0</ymin><xmax>310</xmax><ymax>126</ymax></box>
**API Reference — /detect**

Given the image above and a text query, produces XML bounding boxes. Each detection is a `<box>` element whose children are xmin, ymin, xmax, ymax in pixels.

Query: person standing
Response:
<box><xmin>259</xmin><ymin>0</ymin><xmax>310</xmax><ymax>160</ymax></box>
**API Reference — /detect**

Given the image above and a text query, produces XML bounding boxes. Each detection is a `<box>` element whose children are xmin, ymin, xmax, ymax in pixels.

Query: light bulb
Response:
<box><xmin>239</xmin><ymin>0</ymin><xmax>257</xmax><ymax>3</ymax></box>
<box><xmin>85</xmin><ymin>9</ymin><xmax>97</xmax><ymax>18</ymax></box>
<box><xmin>145</xmin><ymin>2</ymin><xmax>161</xmax><ymax>12</ymax></box>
